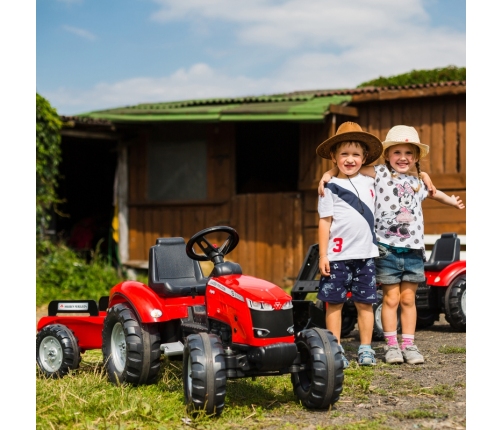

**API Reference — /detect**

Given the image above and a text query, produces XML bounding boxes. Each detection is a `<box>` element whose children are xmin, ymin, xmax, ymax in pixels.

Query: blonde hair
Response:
<box><xmin>384</xmin><ymin>144</ymin><xmax>422</xmax><ymax>192</ymax></box>
<box><xmin>330</xmin><ymin>140</ymin><xmax>368</xmax><ymax>159</ymax></box>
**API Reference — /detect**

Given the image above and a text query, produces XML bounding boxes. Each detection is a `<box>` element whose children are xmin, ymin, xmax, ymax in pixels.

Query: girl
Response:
<box><xmin>318</xmin><ymin>125</ymin><xmax>465</xmax><ymax>364</ymax></box>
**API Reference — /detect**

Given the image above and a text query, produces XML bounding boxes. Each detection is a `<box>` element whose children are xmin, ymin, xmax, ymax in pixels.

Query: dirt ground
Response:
<box><xmin>36</xmin><ymin>307</ymin><xmax>465</xmax><ymax>429</ymax></box>
<box><xmin>280</xmin><ymin>315</ymin><xmax>466</xmax><ymax>429</ymax></box>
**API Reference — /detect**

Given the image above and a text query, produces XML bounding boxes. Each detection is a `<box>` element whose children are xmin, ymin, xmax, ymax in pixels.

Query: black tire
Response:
<box><xmin>415</xmin><ymin>309</ymin><xmax>437</xmax><ymax>329</ymax></box>
<box><xmin>36</xmin><ymin>324</ymin><xmax>80</xmax><ymax>378</ymax></box>
<box><xmin>444</xmin><ymin>275</ymin><xmax>466</xmax><ymax>332</ymax></box>
<box><xmin>291</xmin><ymin>328</ymin><xmax>344</xmax><ymax>409</ymax></box>
<box><xmin>183</xmin><ymin>333</ymin><xmax>227</xmax><ymax>416</ymax></box>
<box><xmin>102</xmin><ymin>303</ymin><xmax>161</xmax><ymax>385</ymax></box>
<box><xmin>372</xmin><ymin>290</ymin><xmax>401</xmax><ymax>341</ymax></box>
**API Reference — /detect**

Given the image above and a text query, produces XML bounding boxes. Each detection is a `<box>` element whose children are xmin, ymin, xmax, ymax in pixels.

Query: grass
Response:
<box><xmin>390</xmin><ymin>409</ymin><xmax>448</xmax><ymax>420</ymax></box>
<box><xmin>38</xmin><ymin>348</ymin><xmax>329</xmax><ymax>429</ymax></box>
<box><xmin>36</xmin><ymin>350</ymin><xmax>380</xmax><ymax>429</ymax></box>
<box><xmin>438</xmin><ymin>345</ymin><xmax>466</xmax><ymax>354</ymax></box>
<box><xmin>37</xmin><ymin>350</ymin><xmax>465</xmax><ymax>429</ymax></box>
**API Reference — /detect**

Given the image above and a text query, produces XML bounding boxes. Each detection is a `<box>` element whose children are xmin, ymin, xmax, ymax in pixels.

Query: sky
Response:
<box><xmin>36</xmin><ymin>0</ymin><xmax>466</xmax><ymax>116</ymax></box>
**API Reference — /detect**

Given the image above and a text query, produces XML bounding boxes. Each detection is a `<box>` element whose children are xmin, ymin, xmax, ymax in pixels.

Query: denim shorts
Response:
<box><xmin>375</xmin><ymin>246</ymin><xmax>425</xmax><ymax>285</ymax></box>
<box><xmin>317</xmin><ymin>258</ymin><xmax>377</xmax><ymax>305</ymax></box>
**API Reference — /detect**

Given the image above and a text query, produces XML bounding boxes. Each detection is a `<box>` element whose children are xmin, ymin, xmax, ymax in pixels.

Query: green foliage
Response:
<box><xmin>357</xmin><ymin>65</ymin><xmax>466</xmax><ymax>88</ymax></box>
<box><xmin>36</xmin><ymin>93</ymin><xmax>63</xmax><ymax>237</ymax></box>
<box><xmin>36</xmin><ymin>240</ymin><xmax>124</xmax><ymax>307</ymax></box>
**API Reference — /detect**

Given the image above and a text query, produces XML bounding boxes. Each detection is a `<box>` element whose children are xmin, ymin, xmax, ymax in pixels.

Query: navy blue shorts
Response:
<box><xmin>317</xmin><ymin>258</ymin><xmax>377</xmax><ymax>304</ymax></box>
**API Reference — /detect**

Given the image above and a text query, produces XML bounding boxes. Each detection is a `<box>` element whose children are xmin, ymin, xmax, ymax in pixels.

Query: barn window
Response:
<box><xmin>236</xmin><ymin>122</ymin><xmax>299</xmax><ymax>193</ymax></box>
<box><xmin>147</xmin><ymin>140</ymin><xmax>207</xmax><ymax>201</ymax></box>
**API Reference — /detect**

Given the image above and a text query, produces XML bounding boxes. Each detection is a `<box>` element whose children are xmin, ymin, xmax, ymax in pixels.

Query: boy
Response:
<box><xmin>316</xmin><ymin>121</ymin><xmax>383</xmax><ymax>367</ymax></box>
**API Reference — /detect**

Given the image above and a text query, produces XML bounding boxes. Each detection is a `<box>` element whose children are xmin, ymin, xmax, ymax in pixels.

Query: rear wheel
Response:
<box><xmin>372</xmin><ymin>290</ymin><xmax>401</xmax><ymax>341</ymax></box>
<box><xmin>416</xmin><ymin>310</ymin><xmax>437</xmax><ymax>329</ymax></box>
<box><xmin>183</xmin><ymin>333</ymin><xmax>227</xmax><ymax>416</ymax></box>
<box><xmin>445</xmin><ymin>275</ymin><xmax>466</xmax><ymax>332</ymax></box>
<box><xmin>291</xmin><ymin>328</ymin><xmax>344</xmax><ymax>409</ymax></box>
<box><xmin>102</xmin><ymin>303</ymin><xmax>161</xmax><ymax>385</ymax></box>
<box><xmin>36</xmin><ymin>324</ymin><xmax>80</xmax><ymax>378</ymax></box>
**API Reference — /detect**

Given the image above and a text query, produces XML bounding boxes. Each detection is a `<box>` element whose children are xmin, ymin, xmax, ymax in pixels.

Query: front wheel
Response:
<box><xmin>183</xmin><ymin>333</ymin><xmax>227</xmax><ymax>416</ymax></box>
<box><xmin>291</xmin><ymin>328</ymin><xmax>344</xmax><ymax>409</ymax></box>
<box><xmin>372</xmin><ymin>290</ymin><xmax>401</xmax><ymax>341</ymax></box>
<box><xmin>102</xmin><ymin>303</ymin><xmax>161</xmax><ymax>385</ymax></box>
<box><xmin>444</xmin><ymin>275</ymin><xmax>466</xmax><ymax>332</ymax></box>
<box><xmin>36</xmin><ymin>324</ymin><xmax>80</xmax><ymax>378</ymax></box>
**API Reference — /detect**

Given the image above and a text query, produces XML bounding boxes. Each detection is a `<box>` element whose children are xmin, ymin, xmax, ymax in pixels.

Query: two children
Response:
<box><xmin>315</xmin><ymin>122</ymin><xmax>383</xmax><ymax>367</ymax></box>
<box><xmin>317</xmin><ymin>124</ymin><xmax>465</xmax><ymax>365</ymax></box>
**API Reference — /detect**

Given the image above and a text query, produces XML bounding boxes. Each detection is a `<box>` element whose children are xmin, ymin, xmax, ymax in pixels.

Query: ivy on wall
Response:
<box><xmin>36</xmin><ymin>93</ymin><xmax>62</xmax><ymax>238</ymax></box>
<box><xmin>358</xmin><ymin>65</ymin><xmax>466</xmax><ymax>88</ymax></box>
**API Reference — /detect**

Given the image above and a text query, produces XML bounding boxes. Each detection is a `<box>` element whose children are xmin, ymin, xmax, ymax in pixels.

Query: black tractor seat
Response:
<box><xmin>423</xmin><ymin>232</ymin><xmax>461</xmax><ymax>272</ymax></box>
<box><xmin>148</xmin><ymin>237</ymin><xmax>207</xmax><ymax>298</ymax></box>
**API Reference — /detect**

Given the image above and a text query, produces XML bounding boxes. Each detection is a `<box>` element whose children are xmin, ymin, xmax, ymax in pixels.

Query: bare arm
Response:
<box><xmin>419</xmin><ymin>171</ymin><xmax>437</xmax><ymax>196</ymax></box>
<box><xmin>428</xmin><ymin>190</ymin><xmax>465</xmax><ymax>209</ymax></box>
<box><xmin>318</xmin><ymin>217</ymin><xmax>332</xmax><ymax>276</ymax></box>
<box><xmin>317</xmin><ymin>165</ymin><xmax>376</xmax><ymax>196</ymax></box>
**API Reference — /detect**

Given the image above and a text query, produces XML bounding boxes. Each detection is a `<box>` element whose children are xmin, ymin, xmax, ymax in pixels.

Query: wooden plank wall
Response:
<box><xmin>229</xmin><ymin>193</ymin><xmax>303</xmax><ymax>287</ymax></box>
<box><xmin>126</xmin><ymin>193</ymin><xmax>302</xmax><ymax>287</ymax></box>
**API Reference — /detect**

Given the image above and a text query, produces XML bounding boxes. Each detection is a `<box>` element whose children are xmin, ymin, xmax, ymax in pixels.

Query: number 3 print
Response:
<box><xmin>332</xmin><ymin>237</ymin><xmax>343</xmax><ymax>253</ymax></box>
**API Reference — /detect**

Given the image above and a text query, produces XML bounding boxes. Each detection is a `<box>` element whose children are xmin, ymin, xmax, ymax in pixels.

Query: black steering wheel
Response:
<box><xmin>186</xmin><ymin>226</ymin><xmax>240</xmax><ymax>262</ymax></box>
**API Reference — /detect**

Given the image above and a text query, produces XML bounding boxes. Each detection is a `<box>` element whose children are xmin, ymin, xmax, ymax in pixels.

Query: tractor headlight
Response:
<box><xmin>246</xmin><ymin>299</ymin><xmax>273</xmax><ymax>310</ymax></box>
<box><xmin>253</xmin><ymin>328</ymin><xmax>271</xmax><ymax>337</ymax></box>
<box><xmin>282</xmin><ymin>301</ymin><xmax>293</xmax><ymax>310</ymax></box>
<box><xmin>150</xmin><ymin>309</ymin><xmax>162</xmax><ymax>318</ymax></box>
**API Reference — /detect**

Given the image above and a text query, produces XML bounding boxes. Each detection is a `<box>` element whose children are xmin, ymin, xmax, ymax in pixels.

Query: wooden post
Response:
<box><xmin>117</xmin><ymin>142</ymin><xmax>129</xmax><ymax>265</ymax></box>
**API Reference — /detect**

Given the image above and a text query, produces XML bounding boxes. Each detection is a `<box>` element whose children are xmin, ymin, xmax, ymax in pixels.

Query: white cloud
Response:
<box><xmin>150</xmin><ymin>0</ymin><xmax>430</xmax><ymax>49</ymax></box>
<box><xmin>62</xmin><ymin>25</ymin><xmax>96</xmax><ymax>40</ymax></box>
<box><xmin>44</xmin><ymin>63</ymin><xmax>274</xmax><ymax>115</ymax></box>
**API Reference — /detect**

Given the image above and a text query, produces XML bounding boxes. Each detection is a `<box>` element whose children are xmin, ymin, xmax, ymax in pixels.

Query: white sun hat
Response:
<box><xmin>382</xmin><ymin>125</ymin><xmax>429</xmax><ymax>160</ymax></box>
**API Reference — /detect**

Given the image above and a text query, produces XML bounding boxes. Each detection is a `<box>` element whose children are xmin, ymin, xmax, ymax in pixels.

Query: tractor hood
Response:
<box><xmin>209</xmin><ymin>275</ymin><xmax>291</xmax><ymax>305</ymax></box>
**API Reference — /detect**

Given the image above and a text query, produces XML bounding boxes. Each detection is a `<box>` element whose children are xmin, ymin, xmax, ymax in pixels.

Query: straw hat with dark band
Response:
<box><xmin>316</xmin><ymin>121</ymin><xmax>383</xmax><ymax>165</ymax></box>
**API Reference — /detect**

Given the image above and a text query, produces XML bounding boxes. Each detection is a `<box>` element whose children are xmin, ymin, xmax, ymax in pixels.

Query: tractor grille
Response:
<box><xmin>415</xmin><ymin>282</ymin><xmax>431</xmax><ymax>310</ymax></box>
<box><xmin>250</xmin><ymin>308</ymin><xmax>294</xmax><ymax>338</ymax></box>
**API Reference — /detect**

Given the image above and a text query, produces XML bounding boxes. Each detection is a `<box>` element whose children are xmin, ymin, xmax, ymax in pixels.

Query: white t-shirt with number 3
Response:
<box><xmin>318</xmin><ymin>173</ymin><xmax>379</xmax><ymax>262</ymax></box>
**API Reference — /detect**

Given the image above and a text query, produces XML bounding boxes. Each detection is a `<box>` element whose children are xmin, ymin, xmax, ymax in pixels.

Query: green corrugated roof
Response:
<box><xmin>78</xmin><ymin>93</ymin><xmax>353</xmax><ymax>122</ymax></box>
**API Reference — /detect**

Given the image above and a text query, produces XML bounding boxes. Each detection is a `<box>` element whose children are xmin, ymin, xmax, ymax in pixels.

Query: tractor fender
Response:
<box><xmin>425</xmin><ymin>260</ymin><xmax>466</xmax><ymax>287</ymax></box>
<box><xmin>108</xmin><ymin>280</ymin><xmax>184</xmax><ymax>323</ymax></box>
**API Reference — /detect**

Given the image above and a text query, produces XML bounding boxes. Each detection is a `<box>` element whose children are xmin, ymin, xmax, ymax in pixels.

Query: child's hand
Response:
<box><xmin>451</xmin><ymin>195</ymin><xmax>465</xmax><ymax>209</ymax></box>
<box><xmin>318</xmin><ymin>179</ymin><xmax>326</xmax><ymax>197</ymax></box>
<box><xmin>319</xmin><ymin>256</ymin><xmax>330</xmax><ymax>276</ymax></box>
<box><xmin>318</xmin><ymin>172</ymin><xmax>332</xmax><ymax>196</ymax></box>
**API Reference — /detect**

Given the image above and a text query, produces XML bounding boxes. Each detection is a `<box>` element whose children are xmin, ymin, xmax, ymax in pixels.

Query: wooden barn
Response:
<box><xmin>58</xmin><ymin>81</ymin><xmax>466</xmax><ymax>286</ymax></box>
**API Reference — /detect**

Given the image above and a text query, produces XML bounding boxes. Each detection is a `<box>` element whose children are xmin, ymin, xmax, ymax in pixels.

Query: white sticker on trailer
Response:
<box><xmin>208</xmin><ymin>279</ymin><xmax>244</xmax><ymax>302</ymax></box>
<box><xmin>58</xmin><ymin>303</ymin><xmax>89</xmax><ymax>311</ymax></box>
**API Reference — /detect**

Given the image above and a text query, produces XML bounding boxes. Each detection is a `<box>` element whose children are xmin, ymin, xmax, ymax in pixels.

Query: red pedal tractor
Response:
<box><xmin>415</xmin><ymin>233</ymin><xmax>466</xmax><ymax>331</ymax></box>
<box><xmin>36</xmin><ymin>226</ymin><xmax>344</xmax><ymax>415</ymax></box>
